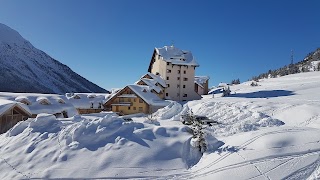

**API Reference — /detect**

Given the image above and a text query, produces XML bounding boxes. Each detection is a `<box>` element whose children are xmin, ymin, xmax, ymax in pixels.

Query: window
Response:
<box><xmin>177</xmin><ymin>84</ymin><xmax>180</xmax><ymax>88</ymax></box>
<box><xmin>166</xmin><ymin>93</ymin><xmax>168</xmax><ymax>96</ymax></box>
<box><xmin>167</xmin><ymin>69</ymin><xmax>171</xmax><ymax>73</ymax></box>
<box><xmin>139</xmin><ymin>107</ymin><xmax>143</xmax><ymax>112</ymax></box>
<box><xmin>167</xmin><ymin>84</ymin><xmax>170</xmax><ymax>87</ymax></box>
<box><xmin>183</xmin><ymin>94</ymin><xmax>188</xmax><ymax>97</ymax></box>
<box><xmin>128</xmin><ymin>107</ymin><xmax>131</xmax><ymax>110</ymax></box>
<box><xmin>183</xmin><ymin>77</ymin><xmax>188</xmax><ymax>81</ymax></box>
<box><xmin>133</xmin><ymin>107</ymin><xmax>136</xmax><ymax>110</ymax></box>
<box><xmin>167</xmin><ymin>62</ymin><xmax>170</xmax><ymax>65</ymax></box>
<box><xmin>183</xmin><ymin>70</ymin><xmax>186</xmax><ymax>74</ymax></box>
<box><xmin>139</xmin><ymin>99</ymin><xmax>143</xmax><ymax>103</ymax></box>
<box><xmin>178</xmin><ymin>70</ymin><xmax>181</xmax><ymax>74</ymax></box>
<box><xmin>177</xmin><ymin>77</ymin><xmax>180</xmax><ymax>80</ymax></box>
<box><xmin>183</xmin><ymin>85</ymin><xmax>186</xmax><ymax>88</ymax></box>
<box><xmin>166</xmin><ymin>77</ymin><xmax>169</xmax><ymax>80</ymax></box>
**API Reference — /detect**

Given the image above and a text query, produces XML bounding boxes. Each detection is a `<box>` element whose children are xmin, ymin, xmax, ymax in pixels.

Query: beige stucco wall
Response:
<box><xmin>150</xmin><ymin>53</ymin><xmax>201</xmax><ymax>101</ymax></box>
<box><xmin>196</xmin><ymin>84</ymin><xmax>205</xmax><ymax>95</ymax></box>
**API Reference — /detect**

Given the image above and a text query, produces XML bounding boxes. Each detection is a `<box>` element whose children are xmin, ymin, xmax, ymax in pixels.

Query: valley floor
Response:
<box><xmin>1</xmin><ymin>71</ymin><xmax>320</xmax><ymax>179</ymax></box>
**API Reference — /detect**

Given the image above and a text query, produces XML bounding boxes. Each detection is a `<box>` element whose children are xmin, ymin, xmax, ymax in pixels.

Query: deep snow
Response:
<box><xmin>1</xmin><ymin>71</ymin><xmax>320</xmax><ymax>179</ymax></box>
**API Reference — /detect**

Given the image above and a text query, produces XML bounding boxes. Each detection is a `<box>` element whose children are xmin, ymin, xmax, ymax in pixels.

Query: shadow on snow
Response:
<box><xmin>228</xmin><ymin>90</ymin><xmax>295</xmax><ymax>99</ymax></box>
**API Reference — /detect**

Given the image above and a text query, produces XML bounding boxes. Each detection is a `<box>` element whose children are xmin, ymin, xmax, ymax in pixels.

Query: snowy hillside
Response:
<box><xmin>252</xmin><ymin>48</ymin><xmax>320</xmax><ymax>81</ymax></box>
<box><xmin>1</xmin><ymin>71</ymin><xmax>320</xmax><ymax>179</ymax></box>
<box><xmin>0</xmin><ymin>23</ymin><xmax>107</xmax><ymax>94</ymax></box>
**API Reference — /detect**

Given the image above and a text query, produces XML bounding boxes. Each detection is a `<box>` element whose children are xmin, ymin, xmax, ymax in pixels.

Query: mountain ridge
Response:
<box><xmin>0</xmin><ymin>23</ymin><xmax>108</xmax><ymax>94</ymax></box>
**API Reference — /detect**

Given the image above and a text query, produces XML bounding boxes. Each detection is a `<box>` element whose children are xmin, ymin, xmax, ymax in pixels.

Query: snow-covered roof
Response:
<box><xmin>15</xmin><ymin>96</ymin><xmax>32</xmax><ymax>105</ymax></box>
<box><xmin>144</xmin><ymin>73</ymin><xmax>166</xmax><ymax>88</ymax></box>
<box><xmin>140</xmin><ymin>78</ymin><xmax>162</xmax><ymax>93</ymax></box>
<box><xmin>0</xmin><ymin>92</ymin><xmax>77</xmax><ymax>116</ymax></box>
<box><xmin>218</xmin><ymin>83</ymin><xmax>229</xmax><ymax>87</ymax></box>
<box><xmin>127</xmin><ymin>85</ymin><xmax>170</xmax><ymax>107</ymax></box>
<box><xmin>195</xmin><ymin>76</ymin><xmax>210</xmax><ymax>88</ymax></box>
<box><xmin>36</xmin><ymin>97</ymin><xmax>51</xmax><ymax>104</ymax></box>
<box><xmin>0</xmin><ymin>99</ymin><xmax>32</xmax><ymax>116</ymax></box>
<box><xmin>155</xmin><ymin>46</ymin><xmax>199</xmax><ymax>66</ymax></box>
<box><xmin>66</xmin><ymin>93</ymin><xmax>109</xmax><ymax>109</ymax></box>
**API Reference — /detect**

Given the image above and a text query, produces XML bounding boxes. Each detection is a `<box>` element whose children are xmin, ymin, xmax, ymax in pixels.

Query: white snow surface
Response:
<box><xmin>1</xmin><ymin>71</ymin><xmax>320</xmax><ymax>179</ymax></box>
<box><xmin>156</xmin><ymin>45</ymin><xmax>199</xmax><ymax>66</ymax></box>
<box><xmin>0</xmin><ymin>92</ymin><xmax>77</xmax><ymax>116</ymax></box>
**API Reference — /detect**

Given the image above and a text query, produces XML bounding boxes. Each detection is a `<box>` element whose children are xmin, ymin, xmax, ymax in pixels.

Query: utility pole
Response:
<box><xmin>291</xmin><ymin>49</ymin><xmax>294</xmax><ymax>65</ymax></box>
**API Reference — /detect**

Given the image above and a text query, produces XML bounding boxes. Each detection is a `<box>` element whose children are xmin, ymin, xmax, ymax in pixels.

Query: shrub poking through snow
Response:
<box><xmin>185</xmin><ymin>110</ymin><xmax>207</xmax><ymax>153</ymax></box>
<box><xmin>251</xmin><ymin>81</ymin><xmax>259</xmax><ymax>86</ymax></box>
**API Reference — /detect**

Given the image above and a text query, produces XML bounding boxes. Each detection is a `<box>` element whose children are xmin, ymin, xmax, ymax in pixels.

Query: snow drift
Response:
<box><xmin>0</xmin><ymin>113</ymin><xmax>205</xmax><ymax>179</ymax></box>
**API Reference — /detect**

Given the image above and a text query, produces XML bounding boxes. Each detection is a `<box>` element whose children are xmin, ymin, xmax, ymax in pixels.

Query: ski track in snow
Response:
<box><xmin>2</xmin><ymin>72</ymin><xmax>320</xmax><ymax>179</ymax></box>
<box><xmin>161</xmin><ymin>128</ymin><xmax>320</xmax><ymax>180</ymax></box>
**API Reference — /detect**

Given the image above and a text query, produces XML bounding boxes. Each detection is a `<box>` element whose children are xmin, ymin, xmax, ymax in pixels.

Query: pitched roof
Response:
<box><xmin>127</xmin><ymin>85</ymin><xmax>170</xmax><ymax>107</ymax></box>
<box><xmin>144</xmin><ymin>73</ymin><xmax>166</xmax><ymax>88</ymax></box>
<box><xmin>15</xmin><ymin>96</ymin><xmax>32</xmax><ymax>105</ymax></box>
<box><xmin>155</xmin><ymin>45</ymin><xmax>199</xmax><ymax>66</ymax></box>
<box><xmin>195</xmin><ymin>76</ymin><xmax>210</xmax><ymax>88</ymax></box>
<box><xmin>0</xmin><ymin>92</ymin><xmax>77</xmax><ymax>116</ymax></box>
<box><xmin>0</xmin><ymin>99</ymin><xmax>32</xmax><ymax>116</ymax></box>
<box><xmin>66</xmin><ymin>93</ymin><xmax>109</xmax><ymax>109</ymax></box>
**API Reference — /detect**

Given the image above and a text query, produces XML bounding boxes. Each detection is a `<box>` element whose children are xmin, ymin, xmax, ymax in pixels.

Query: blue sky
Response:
<box><xmin>0</xmin><ymin>0</ymin><xmax>319</xmax><ymax>90</ymax></box>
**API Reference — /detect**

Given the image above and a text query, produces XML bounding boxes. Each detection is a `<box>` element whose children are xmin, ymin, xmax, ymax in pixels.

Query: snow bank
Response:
<box><xmin>152</xmin><ymin>101</ymin><xmax>183</xmax><ymax>120</ymax></box>
<box><xmin>9</xmin><ymin>113</ymin><xmax>62</xmax><ymax>136</ymax></box>
<box><xmin>0</xmin><ymin>113</ymin><xmax>203</xmax><ymax>179</ymax></box>
<box><xmin>185</xmin><ymin>100</ymin><xmax>284</xmax><ymax>137</ymax></box>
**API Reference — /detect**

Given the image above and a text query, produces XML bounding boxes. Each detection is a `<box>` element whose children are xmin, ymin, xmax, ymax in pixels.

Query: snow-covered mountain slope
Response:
<box><xmin>0</xmin><ymin>23</ymin><xmax>108</xmax><ymax>94</ymax></box>
<box><xmin>0</xmin><ymin>71</ymin><xmax>320</xmax><ymax>179</ymax></box>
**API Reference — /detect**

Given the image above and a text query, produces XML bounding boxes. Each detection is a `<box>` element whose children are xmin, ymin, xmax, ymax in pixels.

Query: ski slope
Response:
<box><xmin>0</xmin><ymin>71</ymin><xmax>320</xmax><ymax>179</ymax></box>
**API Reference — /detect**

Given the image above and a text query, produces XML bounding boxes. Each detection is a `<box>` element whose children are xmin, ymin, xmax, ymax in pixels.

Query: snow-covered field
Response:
<box><xmin>1</xmin><ymin>71</ymin><xmax>320</xmax><ymax>179</ymax></box>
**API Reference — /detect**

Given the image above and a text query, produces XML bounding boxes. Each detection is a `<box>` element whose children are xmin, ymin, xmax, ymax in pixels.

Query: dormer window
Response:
<box><xmin>40</xmin><ymin>100</ymin><xmax>50</xmax><ymax>105</ymax></box>
<box><xmin>21</xmin><ymin>100</ymin><xmax>30</xmax><ymax>105</ymax></box>
<box><xmin>58</xmin><ymin>99</ymin><xmax>65</xmax><ymax>104</ymax></box>
<box><xmin>73</xmin><ymin>95</ymin><xmax>81</xmax><ymax>99</ymax></box>
<box><xmin>143</xmin><ymin>89</ymin><xmax>147</xmax><ymax>93</ymax></box>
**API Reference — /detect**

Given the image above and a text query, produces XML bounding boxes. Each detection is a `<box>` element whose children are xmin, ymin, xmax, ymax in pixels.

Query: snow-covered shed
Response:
<box><xmin>195</xmin><ymin>76</ymin><xmax>210</xmax><ymax>95</ymax></box>
<box><xmin>0</xmin><ymin>99</ymin><xmax>32</xmax><ymax>133</ymax></box>
<box><xmin>104</xmin><ymin>85</ymin><xmax>170</xmax><ymax>115</ymax></box>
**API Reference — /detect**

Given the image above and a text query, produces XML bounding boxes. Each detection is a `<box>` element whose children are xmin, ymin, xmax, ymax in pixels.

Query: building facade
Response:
<box><xmin>148</xmin><ymin>45</ymin><xmax>201</xmax><ymax>101</ymax></box>
<box><xmin>104</xmin><ymin>85</ymin><xmax>169</xmax><ymax>115</ymax></box>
